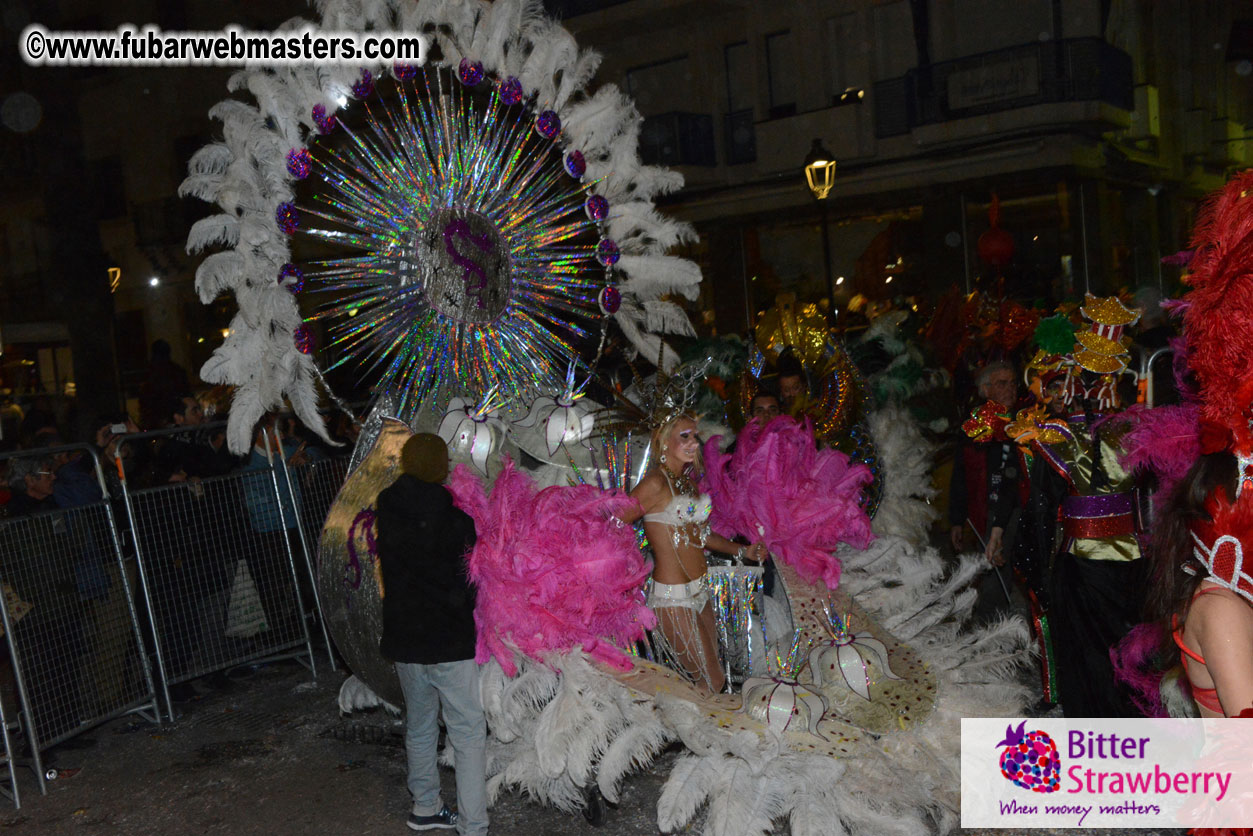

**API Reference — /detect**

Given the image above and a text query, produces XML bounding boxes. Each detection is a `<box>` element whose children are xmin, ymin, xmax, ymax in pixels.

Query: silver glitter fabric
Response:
<box><xmin>347</xmin><ymin>393</ymin><xmax>399</xmax><ymax>477</ymax></box>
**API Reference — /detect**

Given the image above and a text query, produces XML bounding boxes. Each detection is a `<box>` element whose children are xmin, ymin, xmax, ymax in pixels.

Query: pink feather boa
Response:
<box><xmin>448</xmin><ymin>460</ymin><xmax>655</xmax><ymax>676</ymax></box>
<box><xmin>701</xmin><ymin>417</ymin><xmax>875</xmax><ymax>589</ymax></box>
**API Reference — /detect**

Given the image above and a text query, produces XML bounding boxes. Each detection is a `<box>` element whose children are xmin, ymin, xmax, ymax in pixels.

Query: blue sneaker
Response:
<box><xmin>407</xmin><ymin>805</ymin><xmax>457</xmax><ymax>831</ymax></box>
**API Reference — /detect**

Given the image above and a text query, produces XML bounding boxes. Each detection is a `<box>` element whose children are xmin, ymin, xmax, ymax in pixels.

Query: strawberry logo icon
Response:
<box><xmin>996</xmin><ymin>721</ymin><xmax>1060</xmax><ymax>793</ymax></box>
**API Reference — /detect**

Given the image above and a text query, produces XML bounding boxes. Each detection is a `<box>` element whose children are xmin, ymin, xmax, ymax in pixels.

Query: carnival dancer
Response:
<box><xmin>1145</xmin><ymin>452</ymin><xmax>1253</xmax><ymax>718</ymax></box>
<box><xmin>1017</xmin><ymin>295</ymin><xmax>1146</xmax><ymax>717</ymax></box>
<box><xmin>1141</xmin><ymin>171</ymin><xmax>1253</xmax><ymax>723</ymax></box>
<box><xmin>621</xmin><ymin>412</ymin><xmax>767</xmax><ymax>693</ymax></box>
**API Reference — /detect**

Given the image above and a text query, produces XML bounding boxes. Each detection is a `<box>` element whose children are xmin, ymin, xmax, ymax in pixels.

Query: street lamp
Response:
<box><xmin>803</xmin><ymin>138</ymin><xmax>836</xmax><ymax>199</ymax></box>
<box><xmin>803</xmin><ymin>138</ymin><xmax>837</xmax><ymax>319</ymax></box>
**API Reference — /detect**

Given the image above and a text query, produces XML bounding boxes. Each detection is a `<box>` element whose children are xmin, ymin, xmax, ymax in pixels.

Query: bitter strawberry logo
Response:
<box><xmin>996</xmin><ymin>721</ymin><xmax>1060</xmax><ymax>793</ymax></box>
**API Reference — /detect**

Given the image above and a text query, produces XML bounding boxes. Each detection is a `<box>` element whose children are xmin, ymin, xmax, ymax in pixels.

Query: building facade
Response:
<box><xmin>558</xmin><ymin>0</ymin><xmax>1251</xmax><ymax>334</ymax></box>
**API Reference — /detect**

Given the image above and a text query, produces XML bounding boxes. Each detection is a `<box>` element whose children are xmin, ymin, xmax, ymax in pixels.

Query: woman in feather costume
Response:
<box><xmin>1142</xmin><ymin>172</ymin><xmax>1253</xmax><ymax>724</ymax></box>
<box><xmin>620</xmin><ymin>411</ymin><xmax>767</xmax><ymax>692</ymax></box>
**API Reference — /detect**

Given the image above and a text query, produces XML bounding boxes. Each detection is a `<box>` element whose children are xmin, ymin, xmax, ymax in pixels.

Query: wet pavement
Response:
<box><xmin>3</xmin><ymin>661</ymin><xmax>670</xmax><ymax>836</ymax></box>
<box><xmin>1</xmin><ymin>661</ymin><xmax>1184</xmax><ymax>836</ymax></box>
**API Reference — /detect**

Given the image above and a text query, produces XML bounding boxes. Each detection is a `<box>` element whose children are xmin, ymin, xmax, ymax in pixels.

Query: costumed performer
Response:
<box><xmin>620</xmin><ymin>412</ymin><xmax>767</xmax><ymax>693</ymax></box>
<box><xmin>1016</xmin><ymin>296</ymin><xmax>1146</xmax><ymax>717</ymax></box>
<box><xmin>1146</xmin><ymin>169</ymin><xmax>1253</xmax><ymax>722</ymax></box>
<box><xmin>1146</xmin><ymin>452</ymin><xmax>1253</xmax><ymax>718</ymax></box>
<box><xmin>377</xmin><ymin>433</ymin><xmax>488</xmax><ymax>835</ymax></box>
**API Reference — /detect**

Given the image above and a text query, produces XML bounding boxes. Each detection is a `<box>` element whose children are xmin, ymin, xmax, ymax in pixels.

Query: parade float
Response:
<box><xmin>181</xmin><ymin>1</ymin><xmax>1032</xmax><ymax>832</ymax></box>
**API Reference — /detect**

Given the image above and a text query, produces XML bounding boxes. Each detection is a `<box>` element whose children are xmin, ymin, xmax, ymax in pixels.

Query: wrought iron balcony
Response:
<box><xmin>874</xmin><ymin>37</ymin><xmax>1134</xmax><ymax>138</ymax></box>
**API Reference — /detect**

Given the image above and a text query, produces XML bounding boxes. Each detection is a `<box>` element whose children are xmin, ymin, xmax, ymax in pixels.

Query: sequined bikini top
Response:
<box><xmin>642</xmin><ymin>493</ymin><xmax>713</xmax><ymax>527</ymax></box>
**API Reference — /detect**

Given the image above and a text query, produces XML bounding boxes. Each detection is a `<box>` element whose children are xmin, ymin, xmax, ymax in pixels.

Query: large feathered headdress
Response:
<box><xmin>1182</xmin><ymin>170</ymin><xmax>1253</xmax><ymax>602</ymax></box>
<box><xmin>1182</xmin><ymin>169</ymin><xmax>1253</xmax><ymax>454</ymax></box>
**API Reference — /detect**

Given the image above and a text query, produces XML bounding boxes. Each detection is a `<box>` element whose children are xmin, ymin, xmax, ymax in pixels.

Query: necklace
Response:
<box><xmin>661</xmin><ymin>463</ymin><xmax>700</xmax><ymax>498</ymax></box>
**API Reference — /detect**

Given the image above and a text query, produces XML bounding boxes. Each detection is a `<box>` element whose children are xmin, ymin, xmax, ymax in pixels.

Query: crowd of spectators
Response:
<box><xmin>0</xmin><ymin>342</ymin><xmax>355</xmax><ymax>752</ymax></box>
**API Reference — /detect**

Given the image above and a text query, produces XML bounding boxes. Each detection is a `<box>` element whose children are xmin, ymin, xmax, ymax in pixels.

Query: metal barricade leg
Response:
<box><xmin>278</xmin><ymin>455</ymin><xmax>341</xmax><ymax>670</ymax></box>
<box><xmin>0</xmin><ymin>688</ymin><xmax>20</xmax><ymax>809</ymax></box>
<box><xmin>114</xmin><ymin>475</ymin><xmax>178</xmax><ymax>722</ymax></box>
<box><xmin>0</xmin><ymin>590</ymin><xmax>43</xmax><ymax>796</ymax></box>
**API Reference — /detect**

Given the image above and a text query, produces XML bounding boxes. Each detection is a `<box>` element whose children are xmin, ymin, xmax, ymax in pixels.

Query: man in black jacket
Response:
<box><xmin>377</xmin><ymin>433</ymin><xmax>487</xmax><ymax>835</ymax></box>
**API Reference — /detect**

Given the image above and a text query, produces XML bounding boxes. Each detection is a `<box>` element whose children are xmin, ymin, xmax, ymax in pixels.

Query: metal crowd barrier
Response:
<box><xmin>0</xmin><ymin>422</ymin><xmax>358</xmax><ymax>797</ymax></box>
<box><xmin>279</xmin><ymin>452</ymin><xmax>349</xmax><ymax>673</ymax></box>
<box><xmin>111</xmin><ymin>424</ymin><xmax>331</xmax><ymax>721</ymax></box>
<box><xmin>0</xmin><ymin>680</ymin><xmax>18</xmax><ymax>808</ymax></box>
<box><xmin>0</xmin><ymin>444</ymin><xmax>161</xmax><ymax>798</ymax></box>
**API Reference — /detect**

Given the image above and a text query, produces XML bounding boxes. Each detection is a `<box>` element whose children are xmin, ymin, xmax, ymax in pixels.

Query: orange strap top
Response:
<box><xmin>1171</xmin><ymin>587</ymin><xmax>1237</xmax><ymax>714</ymax></box>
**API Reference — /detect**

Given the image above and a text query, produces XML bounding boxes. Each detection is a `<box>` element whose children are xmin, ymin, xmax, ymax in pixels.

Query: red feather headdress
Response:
<box><xmin>1183</xmin><ymin>171</ymin><xmax>1253</xmax><ymax>596</ymax></box>
<box><xmin>1181</xmin><ymin>170</ymin><xmax>1253</xmax><ymax>454</ymax></box>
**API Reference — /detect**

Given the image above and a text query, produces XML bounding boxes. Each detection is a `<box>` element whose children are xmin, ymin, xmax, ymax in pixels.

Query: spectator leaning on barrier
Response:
<box><xmin>156</xmin><ymin>395</ymin><xmax>238</xmax><ymax>482</ymax></box>
<box><xmin>1</xmin><ymin>454</ymin><xmax>87</xmax><ymax>740</ymax></box>
<box><xmin>240</xmin><ymin>415</ymin><xmax>310</xmax><ymax>636</ymax></box>
<box><xmin>377</xmin><ymin>433</ymin><xmax>487</xmax><ymax>836</ymax></box>
<box><xmin>6</xmin><ymin>454</ymin><xmax>58</xmax><ymax>517</ymax></box>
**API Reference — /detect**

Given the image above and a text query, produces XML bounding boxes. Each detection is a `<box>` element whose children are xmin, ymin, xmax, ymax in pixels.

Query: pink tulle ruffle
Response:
<box><xmin>702</xmin><ymin>417</ymin><xmax>874</xmax><ymax>589</ymax></box>
<box><xmin>448</xmin><ymin>460</ymin><xmax>655</xmax><ymax>676</ymax></box>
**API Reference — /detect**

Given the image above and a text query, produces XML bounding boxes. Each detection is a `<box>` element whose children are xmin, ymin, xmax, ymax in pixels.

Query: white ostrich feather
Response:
<box><xmin>642</xmin><ymin>300</ymin><xmax>696</xmax><ymax>336</ymax></box>
<box><xmin>616</xmin><ymin>254</ymin><xmax>702</xmax><ymax>301</ymax></box>
<box><xmin>187</xmin><ymin>142</ymin><xmax>233</xmax><ymax>176</ymax></box>
<box><xmin>788</xmin><ymin>791</ymin><xmax>848</xmax><ymax>836</ymax></box>
<box><xmin>178</xmin><ymin>173</ymin><xmax>224</xmax><ymax>204</ymax></box>
<box><xmin>706</xmin><ymin>758</ymin><xmax>785</xmax><ymax>836</ymax></box>
<box><xmin>554</xmin><ymin>48</ymin><xmax>601</xmax><ymax>113</ymax></box>
<box><xmin>533</xmin><ymin>657</ymin><xmax>621</xmax><ymax>783</ymax></box>
<box><xmin>518</xmin><ymin>21</ymin><xmax>576</xmax><ymax>107</ymax></box>
<box><xmin>337</xmin><ymin>674</ymin><xmax>400</xmax><ymax>714</ymax></box>
<box><xmin>1162</xmin><ymin>667</ymin><xmax>1200</xmax><ymax>718</ymax></box>
<box><xmin>656</xmin><ymin>753</ymin><xmax>718</xmax><ymax>832</ymax></box>
<box><xmin>607</xmin><ymin>200</ymin><xmax>696</xmax><ymax>254</ymax></box>
<box><xmin>562</xmin><ymin>85</ymin><xmax>636</xmax><ymax>156</ymax></box>
<box><xmin>867</xmin><ymin>404</ymin><xmax>939</xmax><ymax>546</ymax></box>
<box><xmin>468</xmin><ymin>0</ymin><xmax>526</xmax><ymax>71</ymax></box>
<box><xmin>288</xmin><ymin>355</ymin><xmax>335</xmax><ymax>444</ymax></box>
<box><xmin>595</xmin><ymin>705</ymin><xmax>672</xmax><ymax>804</ymax></box>
<box><xmin>194</xmin><ymin>251</ymin><xmax>245</xmax><ymax>302</ymax></box>
<box><xmin>187</xmin><ymin>214</ymin><xmax>241</xmax><ymax>253</ymax></box>
<box><xmin>613</xmin><ymin>310</ymin><xmax>679</xmax><ymax>370</ymax></box>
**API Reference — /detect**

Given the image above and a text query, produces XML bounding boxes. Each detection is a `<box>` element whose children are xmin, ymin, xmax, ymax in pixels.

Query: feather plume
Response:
<box><xmin>595</xmin><ymin>705</ymin><xmax>673</xmax><ymax>803</ymax></box>
<box><xmin>615</xmin><ymin>254</ymin><xmax>702</xmax><ymax>301</ymax></box>
<box><xmin>1110</xmin><ymin>622</ymin><xmax>1171</xmax><ymax>717</ymax></box>
<box><xmin>193</xmin><ymin>251</ymin><xmax>245</xmax><ymax>302</ymax></box>
<box><xmin>642</xmin><ymin>300</ymin><xmax>696</xmax><ymax>336</ymax></box>
<box><xmin>867</xmin><ymin>405</ymin><xmax>939</xmax><ymax>546</ymax></box>
<box><xmin>187</xmin><ymin>142</ymin><xmax>233</xmax><ymax>176</ymax></box>
<box><xmin>703</xmin><ymin>418</ymin><xmax>874</xmax><ymax>588</ymax></box>
<box><xmin>447</xmin><ymin>461</ymin><xmax>655</xmax><ymax>675</ymax></box>
<box><xmin>1181</xmin><ymin>170</ymin><xmax>1253</xmax><ymax>450</ymax></box>
<box><xmin>187</xmin><ymin>214</ymin><xmax>241</xmax><ymax>253</ymax></box>
<box><xmin>337</xmin><ymin>674</ymin><xmax>400</xmax><ymax>714</ymax></box>
<box><xmin>1107</xmin><ymin>402</ymin><xmax>1200</xmax><ymax>505</ymax></box>
<box><xmin>656</xmin><ymin>753</ymin><xmax>718</xmax><ymax>832</ymax></box>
